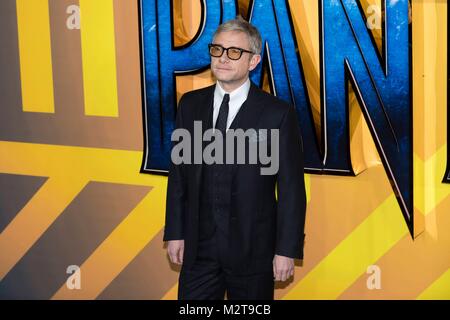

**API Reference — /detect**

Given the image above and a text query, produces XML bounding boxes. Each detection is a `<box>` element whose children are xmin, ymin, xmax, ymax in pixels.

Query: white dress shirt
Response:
<box><xmin>213</xmin><ymin>78</ymin><xmax>251</xmax><ymax>132</ymax></box>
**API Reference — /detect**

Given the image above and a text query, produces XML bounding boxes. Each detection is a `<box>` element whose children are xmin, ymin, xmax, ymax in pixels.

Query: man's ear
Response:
<box><xmin>248</xmin><ymin>54</ymin><xmax>261</xmax><ymax>72</ymax></box>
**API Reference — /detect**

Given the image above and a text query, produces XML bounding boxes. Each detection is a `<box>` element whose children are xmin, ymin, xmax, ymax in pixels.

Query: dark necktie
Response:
<box><xmin>215</xmin><ymin>93</ymin><xmax>230</xmax><ymax>135</ymax></box>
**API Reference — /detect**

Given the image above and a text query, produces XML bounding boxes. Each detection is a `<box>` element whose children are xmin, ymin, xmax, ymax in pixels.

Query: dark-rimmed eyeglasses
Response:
<box><xmin>208</xmin><ymin>43</ymin><xmax>254</xmax><ymax>60</ymax></box>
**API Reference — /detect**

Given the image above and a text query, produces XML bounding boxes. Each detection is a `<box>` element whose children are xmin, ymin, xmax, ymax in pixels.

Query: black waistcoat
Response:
<box><xmin>198</xmin><ymin>99</ymin><xmax>235</xmax><ymax>240</ymax></box>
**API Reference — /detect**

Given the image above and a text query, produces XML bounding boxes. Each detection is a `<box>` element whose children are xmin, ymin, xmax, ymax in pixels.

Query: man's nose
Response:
<box><xmin>219</xmin><ymin>52</ymin><xmax>230</xmax><ymax>63</ymax></box>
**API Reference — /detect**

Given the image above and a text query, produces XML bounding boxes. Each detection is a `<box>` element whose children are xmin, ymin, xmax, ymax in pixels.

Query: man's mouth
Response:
<box><xmin>216</xmin><ymin>66</ymin><xmax>232</xmax><ymax>71</ymax></box>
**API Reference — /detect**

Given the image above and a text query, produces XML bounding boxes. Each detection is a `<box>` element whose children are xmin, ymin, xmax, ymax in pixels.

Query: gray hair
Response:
<box><xmin>213</xmin><ymin>16</ymin><xmax>262</xmax><ymax>55</ymax></box>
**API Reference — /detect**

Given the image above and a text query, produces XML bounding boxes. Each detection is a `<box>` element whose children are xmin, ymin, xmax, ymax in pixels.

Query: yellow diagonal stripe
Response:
<box><xmin>52</xmin><ymin>179</ymin><xmax>167</xmax><ymax>299</ymax></box>
<box><xmin>0</xmin><ymin>177</ymin><xmax>86</xmax><ymax>280</ymax></box>
<box><xmin>283</xmin><ymin>194</ymin><xmax>408</xmax><ymax>299</ymax></box>
<box><xmin>79</xmin><ymin>0</ymin><xmax>119</xmax><ymax>117</ymax></box>
<box><xmin>0</xmin><ymin>141</ymin><xmax>154</xmax><ymax>186</ymax></box>
<box><xmin>417</xmin><ymin>268</ymin><xmax>450</xmax><ymax>300</ymax></box>
<box><xmin>162</xmin><ymin>283</ymin><xmax>178</xmax><ymax>300</ymax></box>
<box><xmin>0</xmin><ymin>141</ymin><xmax>166</xmax><ymax>281</ymax></box>
<box><xmin>16</xmin><ymin>0</ymin><xmax>54</xmax><ymax>113</ymax></box>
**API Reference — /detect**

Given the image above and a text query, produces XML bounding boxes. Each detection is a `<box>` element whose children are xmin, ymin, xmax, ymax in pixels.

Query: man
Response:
<box><xmin>164</xmin><ymin>17</ymin><xmax>306</xmax><ymax>300</ymax></box>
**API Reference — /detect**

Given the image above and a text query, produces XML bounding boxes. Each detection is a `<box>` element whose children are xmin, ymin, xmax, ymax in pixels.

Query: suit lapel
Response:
<box><xmin>228</xmin><ymin>81</ymin><xmax>264</xmax><ymax>132</ymax></box>
<box><xmin>228</xmin><ymin>81</ymin><xmax>265</xmax><ymax>178</ymax></box>
<box><xmin>197</xmin><ymin>86</ymin><xmax>215</xmax><ymax>130</ymax></box>
<box><xmin>193</xmin><ymin>84</ymin><xmax>215</xmax><ymax>190</ymax></box>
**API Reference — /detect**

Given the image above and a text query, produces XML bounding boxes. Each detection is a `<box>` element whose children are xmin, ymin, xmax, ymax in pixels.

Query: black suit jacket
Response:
<box><xmin>163</xmin><ymin>81</ymin><xmax>307</xmax><ymax>275</ymax></box>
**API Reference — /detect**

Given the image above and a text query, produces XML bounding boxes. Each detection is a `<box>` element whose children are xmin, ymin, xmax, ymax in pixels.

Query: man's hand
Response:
<box><xmin>273</xmin><ymin>254</ymin><xmax>295</xmax><ymax>281</ymax></box>
<box><xmin>167</xmin><ymin>240</ymin><xmax>184</xmax><ymax>265</ymax></box>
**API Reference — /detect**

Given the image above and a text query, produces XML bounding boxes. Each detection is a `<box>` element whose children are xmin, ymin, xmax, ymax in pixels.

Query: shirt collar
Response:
<box><xmin>214</xmin><ymin>78</ymin><xmax>251</xmax><ymax>105</ymax></box>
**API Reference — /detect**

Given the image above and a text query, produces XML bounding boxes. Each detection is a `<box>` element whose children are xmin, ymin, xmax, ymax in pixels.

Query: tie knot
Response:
<box><xmin>222</xmin><ymin>93</ymin><xmax>230</xmax><ymax>104</ymax></box>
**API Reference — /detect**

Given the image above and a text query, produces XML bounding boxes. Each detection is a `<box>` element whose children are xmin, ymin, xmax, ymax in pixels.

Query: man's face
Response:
<box><xmin>210</xmin><ymin>30</ymin><xmax>261</xmax><ymax>89</ymax></box>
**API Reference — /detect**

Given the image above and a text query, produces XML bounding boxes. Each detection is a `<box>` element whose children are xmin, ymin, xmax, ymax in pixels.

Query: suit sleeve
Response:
<box><xmin>275</xmin><ymin>104</ymin><xmax>307</xmax><ymax>259</ymax></box>
<box><xmin>163</xmin><ymin>95</ymin><xmax>188</xmax><ymax>241</ymax></box>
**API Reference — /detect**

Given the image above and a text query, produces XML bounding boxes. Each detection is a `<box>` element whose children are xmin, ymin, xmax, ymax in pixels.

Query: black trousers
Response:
<box><xmin>178</xmin><ymin>226</ymin><xmax>274</xmax><ymax>300</ymax></box>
